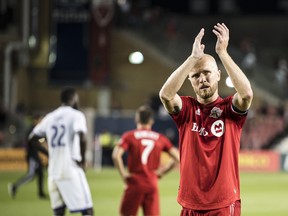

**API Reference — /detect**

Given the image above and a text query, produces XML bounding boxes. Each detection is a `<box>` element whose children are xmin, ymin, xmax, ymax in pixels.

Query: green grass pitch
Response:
<box><xmin>1</xmin><ymin>168</ymin><xmax>288</xmax><ymax>216</ymax></box>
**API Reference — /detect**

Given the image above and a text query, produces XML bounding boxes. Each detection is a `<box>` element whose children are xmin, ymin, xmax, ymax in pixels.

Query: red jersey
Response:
<box><xmin>119</xmin><ymin>129</ymin><xmax>173</xmax><ymax>187</ymax></box>
<box><xmin>171</xmin><ymin>96</ymin><xmax>247</xmax><ymax>210</ymax></box>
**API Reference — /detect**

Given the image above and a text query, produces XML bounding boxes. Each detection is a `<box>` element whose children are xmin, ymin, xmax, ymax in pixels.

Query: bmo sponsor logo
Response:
<box><xmin>191</xmin><ymin>120</ymin><xmax>224</xmax><ymax>137</ymax></box>
<box><xmin>191</xmin><ymin>123</ymin><xmax>209</xmax><ymax>136</ymax></box>
<box><xmin>211</xmin><ymin>120</ymin><xmax>224</xmax><ymax>137</ymax></box>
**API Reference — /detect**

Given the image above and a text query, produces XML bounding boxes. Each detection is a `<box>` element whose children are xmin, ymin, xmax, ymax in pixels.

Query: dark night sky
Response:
<box><xmin>149</xmin><ymin>0</ymin><xmax>286</xmax><ymax>15</ymax></box>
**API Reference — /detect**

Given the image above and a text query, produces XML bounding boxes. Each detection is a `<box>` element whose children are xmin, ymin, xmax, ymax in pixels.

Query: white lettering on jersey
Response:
<box><xmin>141</xmin><ymin>139</ymin><xmax>155</xmax><ymax>165</ymax></box>
<box><xmin>134</xmin><ymin>131</ymin><xmax>159</xmax><ymax>140</ymax></box>
<box><xmin>211</xmin><ymin>120</ymin><xmax>225</xmax><ymax>137</ymax></box>
<box><xmin>191</xmin><ymin>123</ymin><xmax>209</xmax><ymax>136</ymax></box>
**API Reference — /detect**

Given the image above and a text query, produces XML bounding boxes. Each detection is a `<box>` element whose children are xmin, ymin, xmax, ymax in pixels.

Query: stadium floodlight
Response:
<box><xmin>28</xmin><ymin>35</ymin><xmax>37</xmax><ymax>48</ymax></box>
<box><xmin>129</xmin><ymin>51</ymin><xmax>144</xmax><ymax>64</ymax></box>
<box><xmin>225</xmin><ymin>77</ymin><xmax>234</xmax><ymax>88</ymax></box>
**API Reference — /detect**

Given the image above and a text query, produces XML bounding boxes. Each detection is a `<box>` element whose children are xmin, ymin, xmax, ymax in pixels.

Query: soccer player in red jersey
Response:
<box><xmin>112</xmin><ymin>105</ymin><xmax>179</xmax><ymax>216</ymax></box>
<box><xmin>159</xmin><ymin>23</ymin><xmax>253</xmax><ymax>216</ymax></box>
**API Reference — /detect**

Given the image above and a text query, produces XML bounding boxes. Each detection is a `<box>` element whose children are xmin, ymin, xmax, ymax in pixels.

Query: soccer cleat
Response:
<box><xmin>8</xmin><ymin>183</ymin><xmax>17</xmax><ymax>198</ymax></box>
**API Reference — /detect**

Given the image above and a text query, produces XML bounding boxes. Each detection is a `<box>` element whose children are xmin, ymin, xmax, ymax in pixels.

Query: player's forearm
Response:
<box><xmin>160</xmin><ymin>56</ymin><xmax>198</xmax><ymax>101</ymax></box>
<box><xmin>80</xmin><ymin>141</ymin><xmax>86</xmax><ymax>166</ymax></box>
<box><xmin>112</xmin><ymin>146</ymin><xmax>129</xmax><ymax>182</ymax></box>
<box><xmin>157</xmin><ymin>148</ymin><xmax>179</xmax><ymax>177</ymax></box>
<box><xmin>218</xmin><ymin>51</ymin><xmax>253</xmax><ymax>101</ymax></box>
<box><xmin>113</xmin><ymin>158</ymin><xmax>127</xmax><ymax>181</ymax></box>
<box><xmin>156</xmin><ymin>158</ymin><xmax>178</xmax><ymax>179</ymax></box>
<box><xmin>80</xmin><ymin>134</ymin><xmax>87</xmax><ymax>165</ymax></box>
<box><xmin>158</xmin><ymin>160</ymin><xmax>176</xmax><ymax>177</ymax></box>
<box><xmin>38</xmin><ymin>145</ymin><xmax>48</xmax><ymax>156</ymax></box>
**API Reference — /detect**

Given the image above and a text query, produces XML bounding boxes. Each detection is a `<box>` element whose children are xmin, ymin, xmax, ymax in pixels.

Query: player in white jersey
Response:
<box><xmin>29</xmin><ymin>87</ymin><xmax>94</xmax><ymax>216</ymax></box>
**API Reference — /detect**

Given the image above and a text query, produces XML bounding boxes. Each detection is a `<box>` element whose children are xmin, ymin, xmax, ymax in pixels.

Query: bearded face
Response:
<box><xmin>193</xmin><ymin>81</ymin><xmax>218</xmax><ymax>99</ymax></box>
<box><xmin>189</xmin><ymin>55</ymin><xmax>221</xmax><ymax>102</ymax></box>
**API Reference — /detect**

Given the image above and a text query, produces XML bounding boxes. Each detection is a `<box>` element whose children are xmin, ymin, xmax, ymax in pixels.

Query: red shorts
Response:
<box><xmin>180</xmin><ymin>200</ymin><xmax>241</xmax><ymax>216</ymax></box>
<box><xmin>120</xmin><ymin>178</ymin><xmax>159</xmax><ymax>216</ymax></box>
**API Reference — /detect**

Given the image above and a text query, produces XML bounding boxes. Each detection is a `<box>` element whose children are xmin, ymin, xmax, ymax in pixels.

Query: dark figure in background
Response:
<box><xmin>8</xmin><ymin>114</ymin><xmax>48</xmax><ymax>198</ymax></box>
<box><xmin>29</xmin><ymin>87</ymin><xmax>94</xmax><ymax>216</ymax></box>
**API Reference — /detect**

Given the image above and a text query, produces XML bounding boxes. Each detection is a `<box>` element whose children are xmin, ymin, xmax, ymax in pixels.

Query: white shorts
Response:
<box><xmin>48</xmin><ymin>166</ymin><xmax>93</xmax><ymax>213</ymax></box>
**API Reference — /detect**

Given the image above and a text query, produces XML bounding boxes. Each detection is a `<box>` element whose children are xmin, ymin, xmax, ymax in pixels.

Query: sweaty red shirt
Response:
<box><xmin>119</xmin><ymin>129</ymin><xmax>173</xmax><ymax>187</ymax></box>
<box><xmin>171</xmin><ymin>96</ymin><xmax>247</xmax><ymax>210</ymax></box>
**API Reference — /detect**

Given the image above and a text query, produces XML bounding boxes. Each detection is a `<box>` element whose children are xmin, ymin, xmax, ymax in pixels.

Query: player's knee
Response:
<box><xmin>81</xmin><ymin>207</ymin><xmax>94</xmax><ymax>216</ymax></box>
<box><xmin>53</xmin><ymin>205</ymin><xmax>65</xmax><ymax>216</ymax></box>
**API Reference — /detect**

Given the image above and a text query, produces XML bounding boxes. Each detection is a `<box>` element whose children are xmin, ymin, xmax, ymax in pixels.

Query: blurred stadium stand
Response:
<box><xmin>0</xmin><ymin>0</ymin><xmax>288</xmax><ymax>164</ymax></box>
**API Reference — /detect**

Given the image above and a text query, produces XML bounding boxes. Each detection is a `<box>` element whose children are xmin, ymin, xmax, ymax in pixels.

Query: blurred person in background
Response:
<box><xmin>159</xmin><ymin>23</ymin><xmax>253</xmax><ymax>216</ymax></box>
<box><xmin>0</xmin><ymin>100</ymin><xmax>7</xmax><ymax>145</ymax></box>
<box><xmin>28</xmin><ymin>87</ymin><xmax>94</xmax><ymax>216</ymax></box>
<box><xmin>240</xmin><ymin>38</ymin><xmax>257</xmax><ymax>77</ymax></box>
<box><xmin>98</xmin><ymin>129</ymin><xmax>114</xmax><ymax>166</ymax></box>
<box><xmin>112</xmin><ymin>105</ymin><xmax>179</xmax><ymax>216</ymax></box>
<box><xmin>8</xmin><ymin>114</ymin><xmax>48</xmax><ymax>199</ymax></box>
<box><xmin>274</xmin><ymin>58</ymin><xmax>288</xmax><ymax>87</ymax></box>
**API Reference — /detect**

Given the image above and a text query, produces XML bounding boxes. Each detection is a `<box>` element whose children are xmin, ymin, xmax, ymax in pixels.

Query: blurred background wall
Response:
<box><xmin>1</xmin><ymin>0</ymin><xmax>288</xmax><ymax>169</ymax></box>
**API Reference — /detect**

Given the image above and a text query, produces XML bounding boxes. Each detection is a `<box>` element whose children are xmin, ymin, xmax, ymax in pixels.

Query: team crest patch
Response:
<box><xmin>210</xmin><ymin>107</ymin><xmax>223</xmax><ymax>118</ymax></box>
<box><xmin>211</xmin><ymin>120</ymin><xmax>225</xmax><ymax>137</ymax></box>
